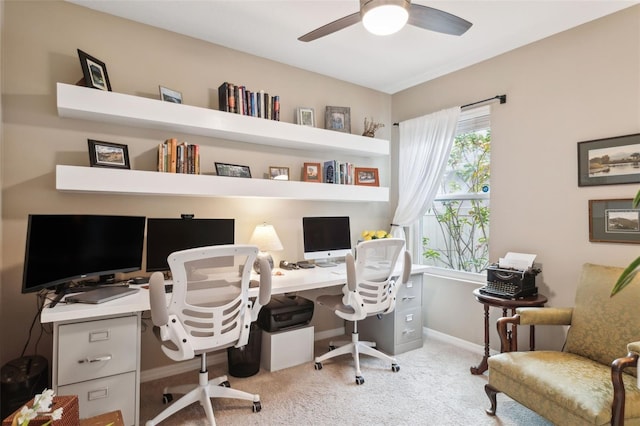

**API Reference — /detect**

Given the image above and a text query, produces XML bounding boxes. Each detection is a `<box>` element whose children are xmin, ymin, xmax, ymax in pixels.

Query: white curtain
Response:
<box><xmin>391</xmin><ymin>106</ymin><xmax>461</xmax><ymax>242</ymax></box>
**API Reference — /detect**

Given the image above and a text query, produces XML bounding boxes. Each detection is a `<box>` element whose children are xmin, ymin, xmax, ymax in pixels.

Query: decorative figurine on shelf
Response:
<box><xmin>362</xmin><ymin>118</ymin><xmax>385</xmax><ymax>137</ymax></box>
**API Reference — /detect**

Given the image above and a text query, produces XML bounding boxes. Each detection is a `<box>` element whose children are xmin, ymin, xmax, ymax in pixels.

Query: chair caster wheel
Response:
<box><xmin>391</xmin><ymin>363</ymin><xmax>400</xmax><ymax>372</ymax></box>
<box><xmin>162</xmin><ymin>393</ymin><xmax>173</xmax><ymax>404</ymax></box>
<box><xmin>329</xmin><ymin>345</ymin><xmax>336</xmax><ymax>351</ymax></box>
<box><xmin>355</xmin><ymin>376</ymin><xmax>364</xmax><ymax>385</ymax></box>
<box><xmin>315</xmin><ymin>362</ymin><xmax>323</xmax><ymax>370</ymax></box>
<box><xmin>220</xmin><ymin>380</ymin><xmax>231</xmax><ymax>387</ymax></box>
<box><xmin>253</xmin><ymin>401</ymin><xmax>262</xmax><ymax>413</ymax></box>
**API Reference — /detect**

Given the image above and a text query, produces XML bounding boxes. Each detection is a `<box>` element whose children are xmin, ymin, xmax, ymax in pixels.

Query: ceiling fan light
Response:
<box><xmin>362</xmin><ymin>1</ymin><xmax>409</xmax><ymax>36</ymax></box>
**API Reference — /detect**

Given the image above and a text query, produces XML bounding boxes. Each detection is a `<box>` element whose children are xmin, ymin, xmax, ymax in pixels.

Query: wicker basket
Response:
<box><xmin>2</xmin><ymin>395</ymin><xmax>79</xmax><ymax>426</ymax></box>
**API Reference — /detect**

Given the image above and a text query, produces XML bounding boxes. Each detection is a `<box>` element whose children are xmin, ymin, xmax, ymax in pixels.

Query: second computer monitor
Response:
<box><xmin>302</xmin><ymin>216</ymin><xmax>351</xmax><ymax>267</ymax></box>
<box><xmin>146</xmin><ymin>218</ymin><xmax>235</xmax><ymax>272</ymax></box>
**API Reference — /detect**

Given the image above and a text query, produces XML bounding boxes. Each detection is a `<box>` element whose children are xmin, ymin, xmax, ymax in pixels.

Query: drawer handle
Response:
<box><xmin>78</xmin><ymin>354</ymin><xmax>112</xmax><ymax>364</ymax></box>
<box><xmin>402</xmin><ymin>328</ymin><xmax>416</xmax><ymax>335</ymax></box>
<box><xmin>88</xmin><ymin>387</ymin><xmax>109</xmax><ymax>401</ymax></box>
<box><xmin>405</xmin><ymin>313</ymin><xmax>414</xmax><ymax>322</ymax></box>
<box><xmin>402</xmin><ymin>296</ymin><xmax>416</xmax><ymax>301</ymax></box>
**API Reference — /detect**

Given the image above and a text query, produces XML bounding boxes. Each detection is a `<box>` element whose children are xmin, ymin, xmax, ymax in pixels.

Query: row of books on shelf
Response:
<box><xmin>157</xmin><ymin>138</ymin><xmax>200</xmax><ymax>174</ymax></box>
<box><xmin>323</xmin><ymin>160</ymin><xmax>355</xmax><ymax>185</ymax></box>
<box><xmin>218</xmin><ymin>82</ymin><xmax>280</xmax><ymax>120</ymax></box>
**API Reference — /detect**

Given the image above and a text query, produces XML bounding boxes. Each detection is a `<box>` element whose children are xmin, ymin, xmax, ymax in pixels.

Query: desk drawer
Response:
<box><xmin>57</xmin><ymin>315</ymin><xmax>137</xmax><ymax>385</ymax></box>
<box><xmin>58</xmin><ymin>371</ymin><xmax>136</xmax><ymax>425</ymax></box>
<box><xmin>396</xmin><ymin>279</ymin><xmax>421</xmax><ymax>310</ymax></box>
<box><xmin>395</xmin><ymin>306</ymin><xmax>421</xmax><ymax>345</ymax></box>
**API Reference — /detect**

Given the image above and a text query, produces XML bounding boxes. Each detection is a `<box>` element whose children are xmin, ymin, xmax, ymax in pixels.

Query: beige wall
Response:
<box><xmin>1</xmin><ymin>1</ymin><xmax>392</xmax><ymax>370</ymax></box>
<box><xmin>393</xmin><ymin>6</ymin><xmax>640</xmax><ymax>350</ymax></box>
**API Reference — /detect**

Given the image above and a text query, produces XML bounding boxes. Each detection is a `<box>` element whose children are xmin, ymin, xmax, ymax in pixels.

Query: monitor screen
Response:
<box><xmin>145</xmin><ymin>218</ymin><xmax>235</xmax><ymax>272</ymax></box>
<box><xmin>22</xmin><ymin>214</ymin><xmax>146</xmax><ymax>293</ymax></box>
<box><xmin>302</xmin><ymin>216</ymin><xmax>351</xmax><ymax>265</ymax></box>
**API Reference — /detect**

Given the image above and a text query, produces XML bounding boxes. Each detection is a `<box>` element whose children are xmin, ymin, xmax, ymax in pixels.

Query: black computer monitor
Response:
<box><xmin>302</xmin><ymin>216</ymin><xmax>351</xmax><ymax>267</ymax></box>
<box><xmin>145</xmin><ymin>218</ymin><xmax>235</xmax><ymax>272</ymax></box>
<box><xmin>22</xmin><ymin>214</ymin><xmax>146</xmax><ymax>293</ymax></box>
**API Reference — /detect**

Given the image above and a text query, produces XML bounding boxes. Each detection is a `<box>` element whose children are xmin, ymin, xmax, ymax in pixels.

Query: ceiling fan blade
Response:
<box><xmin>408</xmin><ymin>4</ymin><xmax>472</xmax><ymax>36</ymax></box>
<box><xmin>298</xmin><ymin>12</ymin><xmax>361</xmax><ymax>42</ymax></box>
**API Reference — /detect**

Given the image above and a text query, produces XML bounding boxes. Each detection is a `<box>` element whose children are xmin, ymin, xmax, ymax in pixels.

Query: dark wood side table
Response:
<box><xmin>470</xmin><ymin>288</ymin><xmax>547</xmax><ymax>375</ymax></box>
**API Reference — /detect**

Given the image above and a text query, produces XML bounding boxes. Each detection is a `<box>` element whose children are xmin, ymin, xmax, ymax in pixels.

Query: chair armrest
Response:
<box><xmin>515</xmin><ymin>307</ymin><xmax>573</xmax><ymax>325</ymax></box>
<box><xmin>611</xmin><ymin>350</ymin><xmax>639</xmax><ymax>425</ymax></box>
<box><xmin>628</xmin><ymin>341</ymin><xmax>640</xmax><ymax>355</ymax></box>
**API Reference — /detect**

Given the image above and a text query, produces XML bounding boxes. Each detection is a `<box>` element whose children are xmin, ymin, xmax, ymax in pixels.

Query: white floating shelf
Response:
<box><xmin>57</xmin><ymin>83</ymin><xmax>389</xmax><ymax>157</ymax></box>
<box><xmin>56</xmin><ymin>165</ymin><xmax>389</xmax><ymax>202</ymax></box>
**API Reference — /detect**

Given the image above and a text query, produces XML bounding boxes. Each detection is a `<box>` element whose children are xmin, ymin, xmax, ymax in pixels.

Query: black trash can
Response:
<box><xmin>1</xmin><ymin>355</ymin><xmax>48</xmax><ymax>419</ymax></box>
<box><xmin>227</xmin><ymin>322</ymin><xmax>262</xmax><ymax>377</ymax></box>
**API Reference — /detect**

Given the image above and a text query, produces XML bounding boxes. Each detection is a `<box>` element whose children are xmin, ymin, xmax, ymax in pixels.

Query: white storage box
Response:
<box><xmin>261</xmin><ymin>326</ymin><xmax>314</xmax><ymax>372</ymax></box>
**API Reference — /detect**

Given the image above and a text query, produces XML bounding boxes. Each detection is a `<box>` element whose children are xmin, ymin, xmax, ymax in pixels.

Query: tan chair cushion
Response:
<box><xmin>488</xmin><ymin>351</ymin><xmax>640</xmax><ymax>425</ymax></box>
<box><xmin>565</xmin><ymin>263</ymin><xmax>640</xmax><ymax>370</ymax></box>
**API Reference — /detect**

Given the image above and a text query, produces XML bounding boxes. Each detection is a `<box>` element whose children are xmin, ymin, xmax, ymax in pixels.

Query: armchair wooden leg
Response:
<box><xmin>485</xmin><ymin>384</ymin><xmax>499</xmax><ymax>415</ymax></box>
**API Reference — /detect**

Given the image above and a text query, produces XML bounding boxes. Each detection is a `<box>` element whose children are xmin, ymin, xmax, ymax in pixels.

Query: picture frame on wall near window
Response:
<box><xmin>87</xmin><ymin>139</ymin><xmax>130</xmax><ymax>169</ymax></box>
<box><xmin>296</xmin><ymin>108</ymin><xmax>315</xmax><ymax>127</ymax></box>
<box><xmin>269</xmin><ymin>166</ymin><xmax>290</xmax><ymax>180</ymax></box>
<box><xmin>577</xmin><ymin>133</ymin><xmax>640</xmax><ymax>186</ymax></box>
<box><xmin>159</xmin><ymin>86</ymin><xmax>183</xmax><ymax>103</ymax></box>
<box><xmin>302</xmin><ymin>162</ymin><xmax>321</xmax><ymax>182</ymax></box>
<box><xmin>77</xmin><ymin>49</ymin><xmax>112</xmax><ymax>91</ymax></box>
<box><xmin>589</xmin><ymin>198</ymin><xmax>640</xmax><ymax>244</ymax></box>
<box><xmin>215</xmin><ymin>162</ymin><xmax>252</xmax><ymax>178</ymax></box>
<box><xmin>354</xmin><ymin>167</ymin><xmax>379</xmax><ymax>186</ymax></box>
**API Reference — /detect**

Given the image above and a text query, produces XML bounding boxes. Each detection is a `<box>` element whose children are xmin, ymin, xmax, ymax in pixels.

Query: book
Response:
<box><xmin>324</xmin><ymin>160</ymin><xmax>336</xmax><ymax>184</ymax></box>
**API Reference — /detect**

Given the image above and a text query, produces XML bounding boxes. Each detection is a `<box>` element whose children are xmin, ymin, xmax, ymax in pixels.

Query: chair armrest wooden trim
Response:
<box><xmin>611</xmin><ymin>351</ymin><xmax>639</xmax><ymax>426</ymax></box>
<box><xmin>515</xmin><ymin>307</ymin><xmax>573</xmax><ymax>325</ymax></box>
<box><xmin>496</xmin><ymin>314</ymin><xmax>521</xmax><ymax>352</ymax></box>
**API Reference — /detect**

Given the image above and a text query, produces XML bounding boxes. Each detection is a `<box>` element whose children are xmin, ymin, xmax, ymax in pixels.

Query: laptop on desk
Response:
<box><xmin>65</xmin><ymin>286</ymin><xmax>140</xmax><ymax>304</ymax></box>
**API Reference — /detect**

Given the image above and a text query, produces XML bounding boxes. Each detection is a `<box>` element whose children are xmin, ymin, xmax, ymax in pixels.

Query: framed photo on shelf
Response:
<box><xmin>87</xmin><ymin>139</ymin><xmax>130</xmax><ymax>169</ymax></box>
<box><xmin>325</xmin><ymin>106</ymin><xmax>350</xmax><ymax>133</ymax></box>
<box><xmin>269</xmin><ymin>166</ymin><xmax>290</xmax><ymax>180</ymax></box>
<box><xmin>215</xmin><ymin>162</ymin><xmax>252</xmax><ymax>178</ymax></box>
<box><xmin>77</xmin><ymin>49</ymin><xmax>112</xmax><ymax>91</ymax></box>
<box><xmin>296</xmin><ymin>107</ymin><xmax>315</xmax><ymax>127</ymax></box>
<box><xmin>589</xmin><ymin>198</ymin><xmax>640</xmax><ymax>244</ymax></box>
<box><xmin>578</xmin><ymin>133</ymin><xmax>640</xmax><ymax>186</ymax></box>
<box><xmin>159</xmin><ymin>86</ymin><xmax>182</xmax><ymax>103</ymax></box>
<box><xmin>302</xmin><ymin>162</ymin><xmax>321</xmax><ymax>182</ymax></box>
<box><xmin>354</xmin><ymin>167</ymin><xmax>379</xmax><ymax>186</ymax></box>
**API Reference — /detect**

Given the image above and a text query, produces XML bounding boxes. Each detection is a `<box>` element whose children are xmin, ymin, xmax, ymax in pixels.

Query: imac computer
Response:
<box><xmin>22</xmin><ymin>214</ymin><xmax>146</xmax><ymax>304</ymax></box>
<box><xmin>145</xmin><ymin>217</ymin><xmax>235</xmax><ymax>273</ymax></box>
<box><xmin>302</xmin><ymin>216</ymin><xmax>351</xmax><ymax>267</ymax></box>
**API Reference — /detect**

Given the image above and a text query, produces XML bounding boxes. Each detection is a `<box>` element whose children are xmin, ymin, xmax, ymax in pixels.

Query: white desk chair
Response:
<box><xmin>145</xmin><ymin>245</ymin><xmax>271</xmax><ymax>426</ymax></box>
<box><xmin>314</xmin><ymin>238</ymin><xmax>411</xmax><ymax>385</ymax></box>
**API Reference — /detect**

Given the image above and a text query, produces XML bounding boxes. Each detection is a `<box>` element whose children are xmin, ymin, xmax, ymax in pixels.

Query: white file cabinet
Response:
<box><xmin>357</xmin><ymin>273</ymin><xmax>423</xmax><ymax>355</ymax></box>
<box><xmin>52</xmin><ymin>313</ymin><xmax>140</xmax><ymax>425</ymax></box>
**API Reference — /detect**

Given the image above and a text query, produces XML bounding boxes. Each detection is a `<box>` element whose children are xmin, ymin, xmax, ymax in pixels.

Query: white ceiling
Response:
<box><xmin>67</xmin><ymin>0</ymin><xmax>639</xmax><ymax>94</ymax></box>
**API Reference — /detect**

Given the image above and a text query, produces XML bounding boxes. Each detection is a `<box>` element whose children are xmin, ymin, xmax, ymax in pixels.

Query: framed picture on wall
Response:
<box><xmin>87</xmin><ymin>139</ymin><xmax>130</xmax><ymax>169</ymax></box>
<box><xmin>77</xmin><ymin>49</ymin><xmax>112</xmax><ymax>91</ymax></box>
<box><xmin>325</xmin><ymin>106</ymin><xmax>351</xmax><ymax>133</ymax></box>
<box><xmin>296</xmin><ymin>108</ymin><xmax>315</xmax><ymax>127</ymax></box>
<box><xmin>589</xmin><ymin>198</ymin><xmax>640</xmax><ymax>244</ymax></box>
<box><xmin>302</xmin><ymin>162</ymin><xmax>321</xmax><ymax>182</ymax></box>
<box><xmin>215</xmin><ymin>162</ymin><xmax>251</xmax><ymax>178</ymax></box>
<box><xmin>354</xmin><ymin>167</ymin><xmax>379</xmax><ymax>186</ymax></box>
<box><xmin>269</xmin><ymin>166</ymin><xmax>290</xmax><ymax>180</ymax></box>
<box><xmin>578</xmin><ymin>133</ymin><xmax>640</xmax><ymax>186</ymax></box>
<box><xmin>159</xmin><ymin>86</ymin><xmax>183</xmax><ymax>103</ymax></box>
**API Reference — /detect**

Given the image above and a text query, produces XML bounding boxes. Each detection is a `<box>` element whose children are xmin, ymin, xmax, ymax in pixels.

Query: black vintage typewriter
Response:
<box><xmin>480</xmin><ymin>264</ymin><xmax>541</xmax><ymax>299</ymax></box>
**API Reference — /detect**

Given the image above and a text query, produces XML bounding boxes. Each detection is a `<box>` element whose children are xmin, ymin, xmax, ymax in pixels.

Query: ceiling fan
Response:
<box><xmin>298</xmin><ymin>0</ymin><xmax>472</xmax><ymax>42</ymax></box>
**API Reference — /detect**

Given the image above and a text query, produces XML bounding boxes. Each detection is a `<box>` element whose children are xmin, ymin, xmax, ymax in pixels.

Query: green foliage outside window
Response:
<box><xmin>422</xmin><ymin>131</ymin><xmax>491</xmax><ymax>273</ymax></box>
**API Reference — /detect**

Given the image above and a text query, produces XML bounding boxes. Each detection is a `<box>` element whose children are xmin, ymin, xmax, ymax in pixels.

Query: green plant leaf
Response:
<box><xmin>634</xmin><ymin>189</ymin><xmax>640</xmax><ymax>208</ymax></box>
<box><xmin>611</xmin><ymin>256</ymin><xmax>640</xmax><ymax>296</ymax></box>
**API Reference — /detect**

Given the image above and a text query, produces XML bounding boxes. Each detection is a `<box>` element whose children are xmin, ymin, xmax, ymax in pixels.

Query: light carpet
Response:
<box><xmin>140</xmin><ymin>336</ymin><xmax>552</xmax><ymax>425</ymax></box>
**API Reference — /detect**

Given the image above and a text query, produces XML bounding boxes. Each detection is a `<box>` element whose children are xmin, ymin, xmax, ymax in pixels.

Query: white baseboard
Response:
<box><xmin>423</xmin><ymin>327</ymin><xmax>497</xmax><ymax>356</ymax></box>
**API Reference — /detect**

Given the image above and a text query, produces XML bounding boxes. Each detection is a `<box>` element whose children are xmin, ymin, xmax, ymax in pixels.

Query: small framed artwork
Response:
<box><xmin>296</xmin><ymin>107</ymin><xmax>315</xmax><ymax>127</ymax></box>
<box><xmin>215</xmin><ymin>162</ymin><xmax>251</xmax><ymax>178</ymax></box>
<box><xmin>269</xmin><ymin>166</ymin><xmax>290</xmax><ymax>180</ymax></box>
<box><xmin>87</xmin><ymin>139</ymin><xmax>130</xmax><ymax>169</ymax></box>
<box><xmin>159</xmin><ymin>86</ymin><xmax>182</xmax><ymax>103</ymax></box>
<box><xmin>77</xmin><ymin>49</ymin><xmax>112</xmax><ymax>91</ymax></box>
<box><xmin>578</xmin><ymin>133</ymin><xmax>640</xmax><ymax>186</ymax></box>
<box><xmin>303</xmin><ymin>163</ymin><xmax>321</xmax><ymax>182</ymax></box>
<box><xmin>354</xmin><ymin>167</ymin><xmax>379</xmax><ymax>186</ymax></box>
<box><xmin>325</xmin><ymin>106</ymin><xmax>351</xmax><ymax>133</ymax></box>
<box><xmin>589</xmin><ymin>199</ymin><xmax>640</xmax><ymax>244</ymax></box>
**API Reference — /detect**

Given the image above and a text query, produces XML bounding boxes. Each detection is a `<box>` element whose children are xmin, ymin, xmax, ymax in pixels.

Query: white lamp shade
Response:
<box><xmin>361</xmin><ymin>0</ymin><xmax>409</xmax><ymax>36</ymax></box>
<box><xmin>249</xmin><ymin>223</ymin><xmax>283</xmax><ymax>252</ymax></box>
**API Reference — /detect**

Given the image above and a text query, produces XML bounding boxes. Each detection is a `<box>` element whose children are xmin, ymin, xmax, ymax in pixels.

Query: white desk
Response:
<box><xmin>41</xmin><ymin>264</ymin><xmax>428</xmax><ymax>425</ymax></box>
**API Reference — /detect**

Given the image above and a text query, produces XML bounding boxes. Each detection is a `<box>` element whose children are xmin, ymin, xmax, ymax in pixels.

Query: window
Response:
<box><xmin>420</xmin><ymin>106</ymin><xmax>490</xmax><ymax>273</ymax></box>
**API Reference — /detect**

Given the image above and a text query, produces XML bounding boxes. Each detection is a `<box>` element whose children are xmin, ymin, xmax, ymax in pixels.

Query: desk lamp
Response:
<box><xmin>249</xmin><ymin>223</ymin><xmax>283</xmax><ymax>274</ymax></box>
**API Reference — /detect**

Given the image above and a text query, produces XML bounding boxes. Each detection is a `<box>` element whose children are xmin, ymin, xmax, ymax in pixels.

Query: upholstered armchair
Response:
<box><xmin>485</xmin><ymin>263</ymin><xmax>640</xmax><ymax>425</ymax></box>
